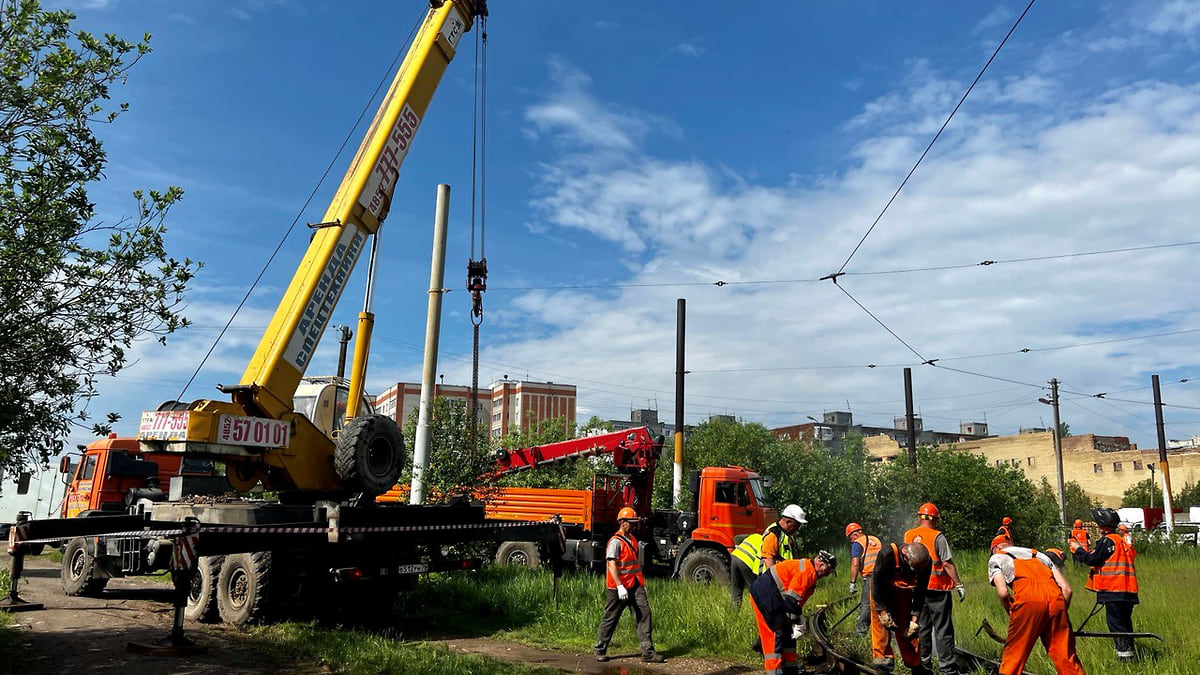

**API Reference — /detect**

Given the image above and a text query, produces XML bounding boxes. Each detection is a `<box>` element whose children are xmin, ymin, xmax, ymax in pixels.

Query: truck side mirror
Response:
<box><xmin>59</xmin><ymin>455</ymin><xmax>72</xmax><ymax>475</ymax></box>
<box><xmin>763</xmin><ymin>475</ymin><xmax>774</xmax><ymax>489</ymax></box>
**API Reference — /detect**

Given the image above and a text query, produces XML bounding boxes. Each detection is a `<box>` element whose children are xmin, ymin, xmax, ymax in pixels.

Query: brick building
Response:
<box><xmin>772</xmin><ymin>411</ymin><xmax>989</xmax><ymax>455</ymax></box>
<box><xmin>489</xmin><ymin>379</ymin><xmax>577</xmax><ymax>438</ymax></box>
<box><xmin>373</xmin><ymin>382</ymin><xmax>490</xmax><ymax>429</ymax></box>
<box><xmin>867</xmin><ymin>431</ymin><xmax>1200</xmax><ymax>507</ymax></box>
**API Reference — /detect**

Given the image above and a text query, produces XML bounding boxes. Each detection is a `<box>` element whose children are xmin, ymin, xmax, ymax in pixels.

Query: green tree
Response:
<box><xmin>1063</xmin><ymin>479</ymin><xmax>1101</xmax><ymax>523</ymax></box>
<box><xmin>400</xmin><ymin>396</ymin><xmax>491</xmax><ymax>500</ymax></box>
<box><xmin>0</xmin><ymin>0</ymin><xmax>199</xmax><ymax>474</ymax></box>
<box><xmin>1122</xmin><ymin>478</ymin><xmax>1155</xmax><ymax>508</ymax></box>
<box><xmin>1057</xmin><ymin>422</ymin><xmax>1071</xmax><ymax>438</ymax></box>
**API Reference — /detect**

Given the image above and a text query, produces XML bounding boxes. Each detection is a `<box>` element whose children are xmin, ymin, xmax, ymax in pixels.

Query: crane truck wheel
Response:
<box><xmin>495</xmin><ymin>541</ymin><xmax>542</xmax><ymax>569</ymax></box>
<box><xmin>216</xmin><ymin>552</ymin><xmax>272</xmax><ymax>626</ymax></box>
<box><xmin>185</xmin><ymin>555</ymin><xmax>225</xmax><ymax>623</ymax></box>
<box><xmin>678</xmin><ymin>549</ymin><xmax>730</xmax><ymax>585</ymax></box>
<box><xmin>61</xmin><ymin>537</ymin><xmax>109</xmax><ymax>597</ymax></box>
<box><xmin>335</xmin><ymin>414</ymin><xmax>405</xmax><ymax>495</ymax></box>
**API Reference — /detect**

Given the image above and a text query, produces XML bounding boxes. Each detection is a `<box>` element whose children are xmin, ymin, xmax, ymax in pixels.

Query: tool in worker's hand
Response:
<box><xmin>829</xmin><ymin>603</ymin><xmax>859</xmax><ymax>632</ymax></box>
<box><xmin>976</xmin><ymin>618</ymin><xmax>1006</xmax><ymax>644</ymax></box>
<box><xmin>1070</xmin><ymin>600</ymin><xmax>1164</xmax><ymax>641</ymax></box>
<box><xmin>905</xmin><ymin>618</ymin><xmax>919</xmax><ymax>638</ymax></box>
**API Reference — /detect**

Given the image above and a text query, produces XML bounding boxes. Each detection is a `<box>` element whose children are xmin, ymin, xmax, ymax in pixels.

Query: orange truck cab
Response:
<box><xmin>486</xmin><ymin>465</ymin><xmax>775</xmax><ymax>583</ymax></box>
<box><xmin>62</xmin><ymin>434</ymin><xmax>217</xmax><ymax>518</ymax></box>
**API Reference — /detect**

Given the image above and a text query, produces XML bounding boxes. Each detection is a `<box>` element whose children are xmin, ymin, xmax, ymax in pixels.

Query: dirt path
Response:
<box><xmin>3</xmin><ymin>554</ymin><xmax>751</xmax><ymax>675</ymax></box>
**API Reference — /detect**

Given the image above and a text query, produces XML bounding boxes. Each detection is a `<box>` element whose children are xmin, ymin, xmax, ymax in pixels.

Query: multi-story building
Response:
<box><xmin>489</xmin><ymin>378</ymin><xmax>577</xmax><ymax>438</ymax></box>
<box><xmin>866</xmin><ymin>430</ymin><xmax>1200</xmax><ymax>507</ymax></box>
<box><xmin>607</xmin><ymin>408</ymin><xmax>677</xmax><ymax>440</ymax></box>
<box><xmin>373</xmin><ymin>381</ymin><xmax>490</xmax><ymax>429</ymax></box>
<box><xmin>772</xmin><ymin>412</ymin><xmax>989</xmax><ymax>455</ymax></box>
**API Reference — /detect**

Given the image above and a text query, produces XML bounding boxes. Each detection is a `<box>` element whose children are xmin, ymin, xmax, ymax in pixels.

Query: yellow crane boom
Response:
<box><xmin>137</xmin><ymin>1</ymin><xmax>486</xmax><ymax>495</ymax></box>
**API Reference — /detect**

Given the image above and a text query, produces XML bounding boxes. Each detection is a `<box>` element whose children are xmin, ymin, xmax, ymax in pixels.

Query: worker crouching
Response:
<box><xmin>870</xmin><ymin>542</ymin><xmax>933</xmax><ymax>675</ymax></box>
<box><xmin>748</xmin><ymin>550</ymin><xmax>837</xmax><ymax>675</ymax></box>
<box><xmin>988</xmin><ymin>536</ymin><xmax>1086</xmax><ymax>675</ymax></box>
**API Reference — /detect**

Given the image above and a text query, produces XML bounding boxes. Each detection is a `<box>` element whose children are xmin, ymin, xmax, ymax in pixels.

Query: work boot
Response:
<box><xmin>871</xmin><ymin>656</ymin><xmax>894</xmax><ymax>674</ymax></box>
<box><xmin>750</xmin><ymin>637</ymin><xmax>763</xmax><ymax>653</ymax></box>
<box><xmin>594</xmin><ymin>650</ymin><xmax>608</xmax><ymax>662</ymax></box>
<box><xmin>642</xmin><ymin>651</ymin><xmax>666</xmax><ymax>663</ymax></box>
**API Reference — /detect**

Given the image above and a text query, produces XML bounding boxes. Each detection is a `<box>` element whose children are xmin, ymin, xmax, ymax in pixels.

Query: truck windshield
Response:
<box><xmin>748</xmin><ymin>478</ymin><xmax>769</xmax><ymax>507</ymax></box>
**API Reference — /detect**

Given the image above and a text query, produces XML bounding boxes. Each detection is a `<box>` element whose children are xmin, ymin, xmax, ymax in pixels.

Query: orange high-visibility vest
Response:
<box><xmin>1086</xmin><ymin>533</ymin><xmax>1138</xmax><ymax>594</ymax></box>
<box><xmin>853</xmin><ymin>533</ymin><xmax>882</xmax><ymax>576</ymax></box>
<box><xmin>606</xmin><ymin>534</ymin><xmax>645</xmax><ymax>590</ymax></box>
<box><xmin>1070</xmin><ymin>528</ymin><xmax>1091</xmax><ymax>550</ymax></box>
<box><xmin>905</xmin><ymin>525</ymin><xmax>955</xmax><ymax>591</ymax></box>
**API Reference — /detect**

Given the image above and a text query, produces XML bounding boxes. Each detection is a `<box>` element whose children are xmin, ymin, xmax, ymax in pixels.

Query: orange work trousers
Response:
<box><xmin>751</xmin><ymin>596</ymin><xmax>797</xmax><ymax>674</ymax></box>
<box><xmin>869</xmin><ymin>588</ymin><xmax>920</xmax><ymax>667</ymax></box>
<box><xmin>1000</xmin><ymin>593</ymin><xmax>1087</xmax><ymax>674</ymax></box>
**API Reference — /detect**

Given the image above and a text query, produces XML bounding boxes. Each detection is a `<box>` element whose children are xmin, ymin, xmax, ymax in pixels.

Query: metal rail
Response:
<box><xmin>808</xmin><ymin>595</ymin><xmax>1022</xmax><ymax>675</ymax></box>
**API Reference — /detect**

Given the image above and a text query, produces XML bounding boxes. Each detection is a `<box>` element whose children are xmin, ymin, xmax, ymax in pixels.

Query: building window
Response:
<box><xmin>1133</xmin><ymin>460</ymin><xmax>1143</xmax><ymax>470</ymax></box>
<box><xmin>995</xmin><ymin>459</ymin><xmax>1003</xmax><ymax>468</ymax></box>
<box><xmin>1027</xmin><ymin>457</ymin><xmax>1034</xmax><ymax>466</ymax></box>
<box><xmin>1010</xmin><ymin>458</ymin><xmax>1019</xmax><ymax>467</ymax></box>
<box><xmin>1093</xmin><ymin>463</ymin><xmax>1103</xmax><ymax>474</ymax></box>
<box><xmin>1113</xmin><ymin>462</ymin><xmax>1123</xmax><ymax>472</ymax></box>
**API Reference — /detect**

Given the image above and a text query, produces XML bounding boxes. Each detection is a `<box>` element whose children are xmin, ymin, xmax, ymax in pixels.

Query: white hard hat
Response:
<box><xmin>781</xmin><ymin>504</ymin><xmax>807</xmax><ymax>524</ymax></box>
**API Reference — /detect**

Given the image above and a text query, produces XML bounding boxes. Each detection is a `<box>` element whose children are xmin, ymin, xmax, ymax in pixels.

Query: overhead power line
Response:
<box><xmin>833</xmin><ymin>0</ymin><xmax>1038</xmax><ymax>275</ymax></box>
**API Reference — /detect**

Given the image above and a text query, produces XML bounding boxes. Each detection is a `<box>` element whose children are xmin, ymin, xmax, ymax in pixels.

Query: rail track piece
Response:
<box><xmin>810</xmin><ymin>596</ymin><xmax>1029</xmax><ymax>675</ymax></box>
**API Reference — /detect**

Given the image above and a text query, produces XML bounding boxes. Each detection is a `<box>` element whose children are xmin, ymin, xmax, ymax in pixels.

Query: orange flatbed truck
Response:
<box><xmin>461</xmin><ymin>427</ymin><xmax>777</xmax><ymax>582</ymax></box>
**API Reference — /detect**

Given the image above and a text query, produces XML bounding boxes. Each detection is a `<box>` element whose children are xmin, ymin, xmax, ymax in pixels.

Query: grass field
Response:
<box><xmin>3</xmin><ymin>544</ymin><xmax>1197</xmax><ymax>674</ymax></box>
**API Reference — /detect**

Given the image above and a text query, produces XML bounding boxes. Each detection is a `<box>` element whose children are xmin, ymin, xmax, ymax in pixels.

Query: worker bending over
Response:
<box><xmin>997</xmin><ymin>516</ymin><xmax>1014</xmax><ymax>543</ymax></box>
<box><xmin>905</xmin><ymin>503</ymin><xmax>966</xmax><ymax>675</ymax></box>
<box><xmin>988</xmin><ymin>536</ymin><xmax>1087</xmax><ymax>675</ymax></box>
<box><xmin>846</xmin><ymin>522</ymin><xmax>882</xmax><ymax>636</ymax></box>
<box><xmin>730</xmin><ymin>503</ymin><xmax>804</xmax><ymax>610</ymax></box>
<box><xmin>748</xmin><ymin>551</ymin><xmax>837</xmax><ymax>675</ymax></box>
<box><xmin>870</xmin><ymin>542</ymin><xmax>933</xmax><ymax>675</ymax></box>
<box><xmin>1071</xmin><ymin>508</ymin><xmax>1138</xmax><ymax>662</ymax></box>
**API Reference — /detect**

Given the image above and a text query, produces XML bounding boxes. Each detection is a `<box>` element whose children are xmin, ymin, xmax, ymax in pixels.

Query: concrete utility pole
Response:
<box><xmin>1049</xmin><ymin>378</ymin><xmax>1066</xmax><ymax>525</ymax></box>
<box><xmin>1152</xmin><ymin>374</ymin><xmax>1176</xmax><ymax>536</ymax></box>
<box><xmin>903</xmin><ymin>368</ymin><xmax>917</xmax><ymax>473</ymax></box>
<box><xmin>674</xmin><ymin>298</ymin><xmax>686</xmax><ymax>508</ymax></box>
<box><xmin>411</xmin><ymin>184</ymin><xmax>451</xmax><ymax>506</ymax></box>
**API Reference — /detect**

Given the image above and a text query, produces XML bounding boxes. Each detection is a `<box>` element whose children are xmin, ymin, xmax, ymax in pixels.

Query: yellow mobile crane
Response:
<box><xmin>136</xmin><ymin>0</ymin><xmax>487</xmax><ymax>495</ymax></box>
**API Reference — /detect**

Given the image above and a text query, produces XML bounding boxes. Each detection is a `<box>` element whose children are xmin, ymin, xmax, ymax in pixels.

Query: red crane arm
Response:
<box><xmin>491</xmin><ymin>426</ymin><xmax>661</xmax><ymax>476</ymax></box>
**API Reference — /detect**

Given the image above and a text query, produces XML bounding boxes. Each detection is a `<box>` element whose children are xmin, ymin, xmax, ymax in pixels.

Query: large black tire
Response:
<box><xmin>495</xmin><ymin>541</ymin><xmax>542</xmax><ymax>569</ymax></box>
<box><xmin>216</xmin><ymin>552</ymin><xmax>272</xmax><ymax>626</ymax></box>
<box><xmin>61</xmin><ymin>538</ymin><xmax>108</xmax><ymax>597</ymax></box>
<box><xmin>679</xmin><ymin>548</ymin><xmax>730</xmax><ymax>584</ymax></box>
<box><xmin>335</xmin><ymin>414</ymin><xmax>404</xmax><ymax>495</ymax></box>
<box><xmin>186</xmin><ymin>555</ymin><xmax>225</xmax><ymax>622</ymax></box>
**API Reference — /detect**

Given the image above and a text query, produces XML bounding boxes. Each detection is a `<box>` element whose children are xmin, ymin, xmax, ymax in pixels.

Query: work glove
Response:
<box><xmin>955</xmin><ymin>584</ymin><xmax>967</xmax><ymax>602</ymax></box>
<box><xmin>616</xmin><ymin>585</ymin><xmax>629</xmax><ymax>601</ymax></box>
<box><xmin>905</xmin><ymin>618</ymin><xmax>919</xmax><ymax>638</ymax></box>
<box><xmin>877</xmin><ymin>610</ymin><xmax>896</xmax><ymax>629</ymax></box>
<box><xmin>849</xmin><ymin>581</ymin><xmax>857</xmax><ymax>594</ymax></box>
<box><xmin>791</xmin><ymin>623</ymin><xmax>805</xmax><ymax>640</ymax></box>
<box><xmin>1069</xmin><ymin>539</ymin><xmax>1081</xmax><ymax>553</ymax></box>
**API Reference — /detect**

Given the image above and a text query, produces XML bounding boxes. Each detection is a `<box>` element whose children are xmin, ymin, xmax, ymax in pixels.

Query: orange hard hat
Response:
<box><xmin>1002</xmin><ymin>517</ymin><xmax>1012</xmax><ymax>525</ymax></box>
<box><xmin>1118</xmin><ymin>523</ymin><xmax>1129</xmax><ymax>533</ymax></box>
<box><xmin>616</xmin><ymin>507</ymin><xmax>640</xmax><ymax>522</ymax></box>
<box><xmin>845</xmin><ymin>523</ymin><xmax>863</xmax><ymax>538</ymax></box>
<box><xmin>917</xmin><ymin>502</ymin><xmax>940</xmax><ymax>519</ymax></box>
<box><xmin>990</xmin><ymin>534</ymin><xmax>1011</xmax><ymax>551</ymax></box>
<box><xmin>1073</xmin><ymin>519</ymin><xmax>1083</xmax><ymax>527</ymax></box>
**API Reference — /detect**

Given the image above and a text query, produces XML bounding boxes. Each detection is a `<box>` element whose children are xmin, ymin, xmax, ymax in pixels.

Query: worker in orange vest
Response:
<box><xmin>870</xmin><ymin>541</ymin><xmax>933</xmax><ymax>675</ymax></box>
<box><xmin>593</xmin><ymin>507</ymin><xmax>665</xmax><ymax>664</ymax></box>
<box><xmin>748</xmin><ymin>551</ymin><xmax>837</xmax><ymax>675</ymax></box>
<box><xmin>996</xmin><ymin>516</ymin><xmax>1014</xmax><ymax>543</ymax></box>
<box><xmin>846</xmin><ymin>522</ymin><xmax>882</xmax><ymax>636</ymax></box>
<box><xmin>1069</xmin><ymin>519</ymin><xmax>1091</xmax><ymax>552</ymax></box>
<box><xmin>1071</xmin><ymin>508</ymin><xmax>1139</xmax><ymax>661</ymax></box>
<box><xmin>905</xmin><ymin>503</ymin><xmax>965</xmax><ymax>675</ymax></box>
<box><xmin>988</xmin><ymin>536</ymin><xmax>1087</xmax><ymax>675</ymax></box>
<box><xmin>1117</xmin><ymin>523</ymin><xmax>1133</xmax><ymax>547</ymax></box>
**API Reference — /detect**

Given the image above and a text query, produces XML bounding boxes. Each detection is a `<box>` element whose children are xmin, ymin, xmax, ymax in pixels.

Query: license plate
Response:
<box><xmin>216</xmin><ymin>415</ymin><xmax>290</xmax><ymax>448</ymax></box>
<box><xmin>395</xmin><ymin>563</ymin><xmax>429</xmax><ymax>575</ymax></box>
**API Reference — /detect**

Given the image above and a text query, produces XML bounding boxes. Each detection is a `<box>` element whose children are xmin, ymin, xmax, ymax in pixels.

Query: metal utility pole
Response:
<box><xmin>674</xmin><ymin>298</ymin><xmax>686</xmax><ymax>508</ymax></box>
<box><xmin>1049</xmin><ymin>378</ymin><xmax>1066</xmax><ymax>525</ymax></box>
<box><xmin>903</xmin><ymin>368</ymin><xmax>917</xmax><ymax>472</ymax></box>
<box><xmin>336</xmin><ymin>326</ymin><xmax>352</xmax><ymax>379</ymax></box>
<box><xmin>411</xmin><ymin>184</ymin><xmax>450</xmax><ymax>505</ymax></box>
<box><xmin>1152</xmin><ymin>374</ymin><xmax>1176</xmax><ymax>536</ymax></box>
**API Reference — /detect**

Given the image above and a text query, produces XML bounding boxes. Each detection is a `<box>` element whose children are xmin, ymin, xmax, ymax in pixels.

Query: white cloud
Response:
<box><xmin>672</xmin><ymin>42</ymin><xmax>704</xmax><ymax>57</ymax></box>
<box><xmin>1146</xmin><ymin>0</ymin><xmax>1200</xmax><ymax>36</ymax></box>
<box><xmin>503</xmin><ymin>50</ymin><xmax>1200</xmax><ymax>446</ymax></box>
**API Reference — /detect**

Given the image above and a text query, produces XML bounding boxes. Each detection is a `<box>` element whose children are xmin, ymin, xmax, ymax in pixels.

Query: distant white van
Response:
<box><xmin>0</xmin><ymin>459</ymin><xmax>72</xmax><ymax>523</ymax></box>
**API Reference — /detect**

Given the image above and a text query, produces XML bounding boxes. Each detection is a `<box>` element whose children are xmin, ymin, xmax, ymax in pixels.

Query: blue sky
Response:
<box><xmin>55</xmin><ymin>0</ymin><xmax>1200</xmax><ymax>452</ymax></box>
